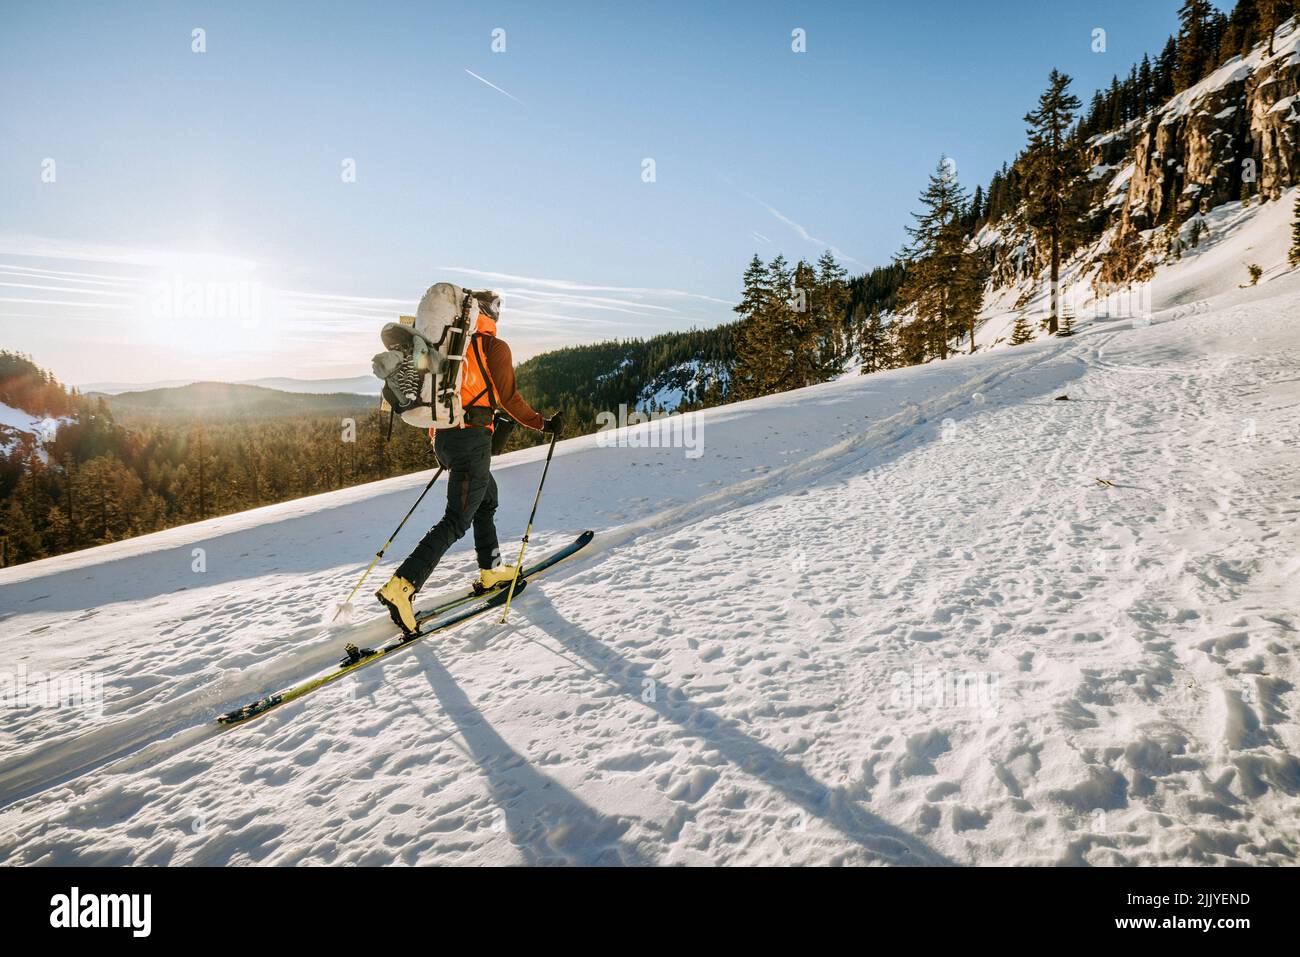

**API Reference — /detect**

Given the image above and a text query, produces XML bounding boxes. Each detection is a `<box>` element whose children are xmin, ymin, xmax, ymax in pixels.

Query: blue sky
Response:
<box><xmin>0</xmin><ymin>0</ymin><xmax>1220</xmax><ymax>385</ymax></box>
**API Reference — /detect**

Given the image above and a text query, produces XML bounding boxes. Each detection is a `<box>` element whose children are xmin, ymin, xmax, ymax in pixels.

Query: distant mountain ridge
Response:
<box><xmin>81</xmin><ymin>374</ymin><xmax>382</xmax><ymax>396</ymax></box>
<box><xmin>95</xmin><ymin>381</ymin><xmax>378</xmax><ymax>423</ymax></box>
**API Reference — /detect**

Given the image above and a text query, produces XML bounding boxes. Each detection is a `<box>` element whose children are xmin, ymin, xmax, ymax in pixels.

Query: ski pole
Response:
<box><xmin>499</xmin><ymin>431</ymin><xmax>559</xmax><ymax>623</ymax></box>
<box><xmin>332</xmin><ymin>467</ymin><xmax>443</xmax><ymax>620</ymax></box>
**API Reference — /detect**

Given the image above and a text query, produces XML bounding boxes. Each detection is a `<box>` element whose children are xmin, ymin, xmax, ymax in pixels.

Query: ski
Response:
<box><xmin>217</xmin><ymin>584</ymin><xmax>523</xmax><ymax>727</ymax></box>
<box><xmin>216</xmin><ymin>531</ymin><xmax>594</xmax><ymax>728</ymax></box>
<box><xmin>413</xmin><ymin>529</ymin><xmax>595</xmax><ymax>624</ymax></box>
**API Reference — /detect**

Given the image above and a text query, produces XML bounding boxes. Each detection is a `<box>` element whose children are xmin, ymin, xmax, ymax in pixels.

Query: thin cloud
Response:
<box><xmin>750</xmin><ymin>196</ymin><xmax>863</xmax><ymax>266</ymax></box>
<box><xmin>0</xmin><ymin>281</ymin><xmax>137</xmax><ymax>299</ymax></box>
<box><xmin>0</xmin><ymin>234</ymin><xmax>261</xmax><ymax>273</ymax></box>
<box><xmin>437</xmin><ymin>266</ymin><xmax>734</xmax><ymax>306</ymax></box>
<box><xmin>464</xmin><ymin>69</ymin><xmax>525</xmax><ymax>105</ymax></box>
<box><xmin>721</xmin><ymin>178</ymin><xmax>863</xmax><ymax>266</ymax></box>
<box><xmin>0</xmin><ymin>297</ymin><xmax>131</xmax><ymax>309</ymax></box>
<box><xmin>282</xmin><ymin>289</ymin><xmax>409</xmax><ymax>306</ymax></box>
<box><xmin>0</xmin><ymin>264</ymin><xmax>146</xmax><ymax>288</ymax></box>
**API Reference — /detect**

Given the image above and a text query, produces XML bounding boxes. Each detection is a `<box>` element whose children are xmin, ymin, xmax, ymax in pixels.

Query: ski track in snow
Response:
<box><xmin>3</xmin><ymin>267</ymin><xmax>1300</xmax><ymax>865</ymax></box>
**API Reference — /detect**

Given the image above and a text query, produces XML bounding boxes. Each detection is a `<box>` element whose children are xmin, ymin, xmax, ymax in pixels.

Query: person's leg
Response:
<box><xmin>472</xmin><ymin>471</ymin><xmax>500</xmax><ymax>570</ymax></box>
<box><xmin>396</xmin><ymin>428</ymin><xmax>492</xmax><ymax>590</ymax></box>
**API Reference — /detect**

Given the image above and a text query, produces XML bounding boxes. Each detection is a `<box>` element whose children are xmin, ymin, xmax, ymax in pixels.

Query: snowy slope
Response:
<box><xmin>2</xmin><ymin>219</ymin><xmax>1299</xmax><ymax>865</ymax></box>
<box><xmin>0</xmin><ymin>402</ymin><xmax>68</xmax><ymax>460</ymax></box>
<box><xmin>975</xmin><ymin>186</ymin><xmax>1300</xmax><ymax>352</ymax></box>
<box><xmin>0</xmin><ymin>402</ymin><xmax>65</xmax><ymax>441</ymax></box>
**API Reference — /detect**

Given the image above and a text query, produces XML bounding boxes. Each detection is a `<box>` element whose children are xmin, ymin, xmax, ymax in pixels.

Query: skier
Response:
<box><xmin>375</xmin><ymin>290</ymin><xmax>561</xmax><ymax>633</ymax></box>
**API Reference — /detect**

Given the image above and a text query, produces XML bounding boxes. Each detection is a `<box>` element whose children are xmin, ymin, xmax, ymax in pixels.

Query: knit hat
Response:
<box><xmin>473</xmin><ymin>290</ymin><xmax>501</xmax><ymax>321</ymax></box>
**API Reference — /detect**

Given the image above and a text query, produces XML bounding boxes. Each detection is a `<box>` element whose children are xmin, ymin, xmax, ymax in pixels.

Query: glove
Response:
<box><xmin>542</xmin><ymin>412</ymin><xmax>563</xmax><ymax>436</ymax></box>
<box><xmin>372</xmin><ymin>349</ymin><xmax>404</xmax><ymax>380</ymax></box>
<box><xmin>491</xmin><ymin>414</ymin><xmax>516</xmax><ymax>454</ymax></box>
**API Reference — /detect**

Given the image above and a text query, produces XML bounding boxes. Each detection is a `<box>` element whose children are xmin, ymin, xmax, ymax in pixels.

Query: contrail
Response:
<box><xmin>464</xmin><ymin>69</ymin><xmax>525</xmax><ymax>105</ymax></box>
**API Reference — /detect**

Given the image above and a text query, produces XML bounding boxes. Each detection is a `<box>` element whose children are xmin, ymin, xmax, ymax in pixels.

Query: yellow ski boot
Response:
<box><xmin>475</xmin><ymin>565</ymin><xmax>520</xmax><ymax>594</ymax></box>
<box><xmin>375</xmin><ymin>575</ymin><xmax>419</xmax><ymax>635</ymax></box>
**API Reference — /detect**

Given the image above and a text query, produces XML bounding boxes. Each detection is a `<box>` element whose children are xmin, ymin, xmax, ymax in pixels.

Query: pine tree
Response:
<box><xmin>1023</xmin><ymin>70</ymin><xmax>1083</xmax><ymax>335</ymax></box>
<box><xmin>1154</xmin><ymin>36</ymin><xmax>1178</xmax><ymax>102</ymax></box>
<box><xmin>1175</xmin><ymin>1</ymin><xmax>1215</xmax><ymax>91</ymax></box>
<box><xmin>731</xmin><ymin>255</ymin><xmax>777</xmax><ymax>400</ymax></box>
<box><xmin>3</xmin><ymin>482</ymin><xmax>45</xmax><ymax>564</ymax></box>
<box><xmin>896</xmin><ymin>156</ymin><xmax>978</xmax><ymax>361</ymax></box>
<box><xmin>859</xmin><ymin>304</ymin><xmax>892</xmax><ymax>374</ymax></box>
<box><xmin>1290</xmin><ymin>193</ymin><xmax>1300</xmax><ymax>267</ymax></box>
<box><xmin>969</xmin><ymin>184</ymin><xmax>984</xmax><ymax>227</ymax></box>
<box><xmin>789</xmin><ymin>258</ymin><xmax>820</xmax><ymax>388</ymax></box>
<box><xmin>952</xmin><ymin>244</ymin><xmax>988</xmax><ymax>354</ymax></box>
<box><xmin>1009</xmin><ymin>313</ymin><xmax>1036</xmax><ymax>345</ymax></box>
<box><xmin>1260</xmin><ymin>0</ymin><xmax>1280</xmax><ymax>56</ymax></box>
<box><xmin>1137</xmin><ymin>55</ymin><xmax>1154</xmax><ymax>115</ymax></box>
<box><xmin>813</xmin><ymin>250</ymin><xmax>850</xmax><ymax>378</ymax></box>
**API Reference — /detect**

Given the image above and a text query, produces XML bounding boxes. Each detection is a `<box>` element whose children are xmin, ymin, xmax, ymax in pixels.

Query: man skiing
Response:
<box><xmin>376</xmin><ymin>290</ymin><xmax>561</xmax><ymax>634</ymax></box>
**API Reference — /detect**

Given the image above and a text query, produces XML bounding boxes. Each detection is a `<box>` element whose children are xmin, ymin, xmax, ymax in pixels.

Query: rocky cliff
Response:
<box><xmin>987</xmin><ymin>19</ymin><xmax>1300</xmax><ymax>293</ymax></box>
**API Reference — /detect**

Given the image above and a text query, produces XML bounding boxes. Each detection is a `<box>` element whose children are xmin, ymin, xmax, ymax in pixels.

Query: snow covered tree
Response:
<box><xmin>1023</xmin><ymin>70</ymin><xmax>1083</xmax><ymax>335</ymax></box>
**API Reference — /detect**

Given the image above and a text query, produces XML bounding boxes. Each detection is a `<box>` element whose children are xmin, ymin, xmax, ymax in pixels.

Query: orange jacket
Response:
<box><xmin>432</xmin><ymin>313</ymin><xmax>544</xmax><ymax>434</ymax></box>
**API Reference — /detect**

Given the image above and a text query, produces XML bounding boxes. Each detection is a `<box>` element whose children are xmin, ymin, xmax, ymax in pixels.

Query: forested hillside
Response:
<box><xmin>513</xmin><ymin>325</ymin><xmax>736</xmax><ymax>434</ymax></box>
<box><xmin>0</xmin><ymin>351</ymin><xmax>437</xmax><ymax>567</ymax></box>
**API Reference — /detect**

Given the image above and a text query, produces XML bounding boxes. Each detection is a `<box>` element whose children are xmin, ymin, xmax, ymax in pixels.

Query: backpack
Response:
<box><xmin>373</xmin><ymin>283</ymin><xmax>481</xmax><ymax>430</ymax></box>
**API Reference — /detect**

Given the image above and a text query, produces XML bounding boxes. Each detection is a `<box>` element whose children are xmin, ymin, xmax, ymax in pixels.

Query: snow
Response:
<box><xmin>1157</xmin><ymin>18</ymin><xmax>1300</xmax><ymax>126</ymax></box>
<box><xmin>635</xmin><ymin>358</ymin><xmax>725</xmax><ymax>413</ymax></box>
<box><xmin>0</xmin><ymin>402</ymin><xmax>41</xmax><ymax>436</ymax></box>
<box><xmin>1108</xmin><ymin>163</ymin><xmax>1135</xmax><ymax>192</ymax></box>
<box><xmin>595</xmin><ymin>357</ymin><xmax>633</xmax><ymax>383</ymax></box>
<box><xmin>2</xmin><ymin>205</ymin><xmax>1300</xmax><ymax>865</ymax></box>
<box><xmin>975</xmin><ymin>185</ymin><xmax>1299</xmax><ymax>355</ymax></box>
<box><xmin>0</xmin><ymin>402</ymin><xmax>67</xmax><ymax>460</ymax></box>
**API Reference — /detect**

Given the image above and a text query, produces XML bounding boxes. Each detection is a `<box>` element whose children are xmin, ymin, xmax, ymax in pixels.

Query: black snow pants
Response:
<box><xmin>396</xmin><ymin>426</ymin><xmax>500</xmax><ymax>590</ymax></box>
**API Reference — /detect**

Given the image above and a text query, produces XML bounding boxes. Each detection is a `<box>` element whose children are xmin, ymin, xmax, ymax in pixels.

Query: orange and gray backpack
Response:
<box><xmin>373</xmin><ymin>283</ymin><xmax>500</xmax><ymax>431</ymax></box>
